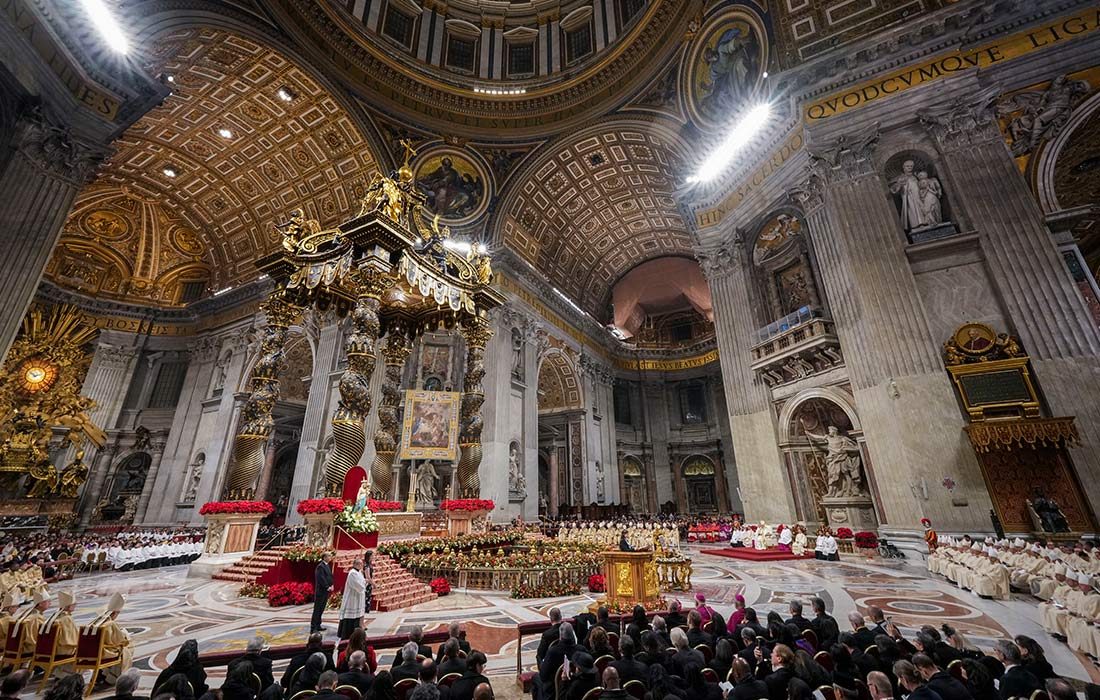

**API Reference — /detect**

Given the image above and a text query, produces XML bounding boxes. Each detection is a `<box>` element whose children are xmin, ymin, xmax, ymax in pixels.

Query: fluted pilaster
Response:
<box><xmin>133</xmin><ymin>437</ymin><xmax>167</xmax><ymax>522</ymax></box>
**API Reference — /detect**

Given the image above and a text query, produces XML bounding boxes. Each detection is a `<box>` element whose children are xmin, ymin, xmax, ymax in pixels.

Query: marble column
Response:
<box><xmin>791</xmin><ymin>130</ymin><xmax>988</xmax><ymax>534</ymax></box>
<box><xmin>80</xmin><ymin>443</ymin><xmax>119</xmax><ymax>526</ymax></box>
<box><xmin>133</xmin><ymin>436</ymin><xmax>168</xmax><ymax>523</ymax></box>
<box><xmin>921</xmin><ymin>99</ymin><xmax>1100</xmax><ymax>511</ymax></box>
<box><xmin>697</xmin><ymin>239</ymin><xmax>795</xmax><ymax>522</ymax></box>
<box><xmin>255</xmin><ymin>440</ymin><xmax>278</xmax><ymax>502</ymax></box>
<box><xmin>548</xmin><ymin>449</ymin><xmax>560</xmax><ymax>517</ymax></box>
<box><xmin>287</xmin><ymin>319</ymin><xmax>342</xmax><ymax>523</ymax></box>
<box><xmin>641</xmin><ymin>381</ymin><xmax>674</xmax><ymax>509</ymax></box>
<box><xmin>0</xmin><ymin>108</ymin><xmax>109</xmax><ymax>362</ymax></box>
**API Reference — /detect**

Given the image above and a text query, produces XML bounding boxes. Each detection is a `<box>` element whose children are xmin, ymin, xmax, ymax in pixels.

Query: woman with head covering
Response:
<box><xmin>290</xmin><ymin>652</ymin><xmax>328</xmax><ymax>697</ymax></box>
<box><xmin>222</xmin><ymin>659</ymin><xmax>257</xmax><ymax>700</ymax></box>
<box><xmin>43</xmin><ymin>675</ymin><xmax>86</xmax><ymax>700</ymax></box>
<box><xmin>368</xmin><ymin>670</ymin><xmax>397</xmax><ymax>700</ymax></box>
<box><xmin>158</xmin><ymin>673</ymin><xmax>198</xmax><ymax>700</ymax></box>
<box><xmin>154</xmin><ymin>640</ymin><xmax>209</xmax><ymax>697</ymax></box>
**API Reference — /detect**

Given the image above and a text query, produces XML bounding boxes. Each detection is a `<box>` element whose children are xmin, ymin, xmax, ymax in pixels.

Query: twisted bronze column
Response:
<box><xmin>369</xmin><ymin>330</ymin><xmax>411</xmax><ymax>499</ymax></box>
<box><xmin>323</xmin><ymin>267</ymin><xmax>390</xmax><ymax>493</ymax></box>
<box><xmin>457</xmin><ymin>317</ymin><xmax>493</xmax><ymax>497</ymax></box>
<box><xmin>226</xmin><ymin>294</ymin><xmax>301</xmax><ymax>498</ymax></box>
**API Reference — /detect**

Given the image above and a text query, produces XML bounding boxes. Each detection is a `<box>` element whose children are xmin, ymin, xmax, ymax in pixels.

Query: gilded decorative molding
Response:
<box><xmin>966</xmin><ymin>417</ymin><xmax>1079</xmax><ymax>453</ymax></box>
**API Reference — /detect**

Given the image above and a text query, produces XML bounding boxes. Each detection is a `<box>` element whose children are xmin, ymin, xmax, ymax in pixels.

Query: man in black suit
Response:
<box><xmin>665</xmin><ymin>600</ymin><xmax>687</xmax><ymax>629</ymax></box>
<box><xmin>312</xmin><ymin>671</ymin><xmax>343</xmax><ymax>700</ymax></box>
<box><xmin>438</xmin><ymin>638</ymin><xmax>468</xmax><ymax>679</ymax></box>
<box><xmin>281</xmin><ymin>633</ymin><xmax>334</xmax><ymax>689</ymax></box>
<box><xmin>389</xmin><ymin>625</ymin><xmax>433</xmax><ymax>665</ymax></box>
<box><xmin>536</xmin><ymin>607</ymin><xmax>564</xmax><ymax>668</ymax></box>
<box><xmin>538</xmin><ymin>623</ymin><xmax>579</xmax><ymax>700</ymax></box>
<box><xmin>867</xmin><ymin>606</ymin><xmax>889</xmax><ymax>638</ymax></box>
<box><xmin>599</xmin><ymin>667</ymin><xmax>629</xmax><ymax>700</ymax></box>
<box><xmin>994</xmin><ymin>641</ymin><xmax>1041</xmax><ymax>700</ymax></box>
<box><xmin>229</xmin><ymin>636</ymin><xmax>275</xmax><ymax>690</ymax></box>
<box><xmin>586</xmin><ymin>606</ymin><xmax>618</xmax><ymax>640</ymax></box>
<box><xmin>610</xmin><ymin>636</ymin><xmax>648</xmax><ymax>684</ymax></box>
<box><xmin>419</xmin><ymin>658</ymin><xmax>452</xmax><ymax>700</ymax></box>
<box><xmin>763</xmin><ymin>645</ymin><xmax>796</xmax><ymax>700</ymax></box>
<box><xmin>669</xmin><ymin>627</ymin><xmax>705</xmax><ymax>678</ymax></box>
<box><xmin>312</xmin><ymin>551</ymin><xmax>334</xmax><ymax>633</ymax></box>
<box><xmin>435</xmin><ymin>621</ymin><xmax>472</xmax><ymax>664</ymax></box>
<box><xmin>729</xmin><ymin>657</ymin><xmax>768</xmax><ymax>700</ymax></box>
<box><xmin>894</xmin><ymin>660</ymin><xmax>945</xmax><ymax>700</ymax></box>
<box><xmin>785</xmin><ymin>601</ymin><xmax>814</xmax><ymax>633</ymax></box>
<box><xmin>337</xmin><ymin>650</ymin><xmax>374</xmax><ymax>698</ymax></box>
<box><xmin>847</xmin><ymin>611</ymin><xmax>877</xmax><ymax>651</ymax></box>
<box><xmin>913</xmin><ymin>654</ymin><xmax>972</xmax><ymax>700</ymax></box>
<box><xmin>838</xmin><ymin>633</ymin><xmax>878</xmax><ymax>678</ymax></box>
<box><xmin>393</xmin><ymin>642</ymin><xmax>423</xmax><ymax>682</ymax></box>
<box><xmin>451</xmin><ymin>651</ymin><xmax>491</xmax><ymax>700</ymax></box>
<box><xmin>563</xmin><ymin>652</ymin><xmax>599</xmax><ymax>700</ymax></box>
<box><xmin>738</xmin><ymin>629</ymin><xmax>762</xmax><ymax>672</ymax></box>
<box><xmin>651</xmin><ymin>616</ymin><xmax>672</xmax><ymax>648</ymax></box>
<box><xmin>810</xmin><ymin>597</ymin><xmax>840</xmax><ymax>650</ymax></box>
<box><xmin>686</xmin><ymin>610</ymin><xmax>714</xmax><ymax>648</ymax></box>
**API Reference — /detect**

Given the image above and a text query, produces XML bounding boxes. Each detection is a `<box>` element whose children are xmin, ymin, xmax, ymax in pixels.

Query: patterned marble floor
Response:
<box><xmin>36</xmin><ymin>545</ymin><xmax>1098</xmax><ymax>699</ymax></box>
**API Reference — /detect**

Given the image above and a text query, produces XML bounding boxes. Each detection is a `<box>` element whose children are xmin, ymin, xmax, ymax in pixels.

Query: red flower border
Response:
<box><xmin>439</xmin><ymin>499</ymin><xmax>495</xmax><ymax>512</ymax></box>
<box><xmin>430</xmin><ymin>577</ymin><xmax>451</xmax><ymax>595</ymax></box>
<box><xmin>588</xmin><ymin>573</ymin><xmax>606</xmax><ymax>593</ymax></box>
<box><xmin>369</xmin><ymin>499</ymin><xmax>403</xmax><ymax>512</ymax></box>
<box><xmin>835</xmin><ymin>527</ymin><xmax>854</xmax><ymax>539</ymax></box>
<box><xmin>268</xmin><ymin>581</ymin><xmax>314</xmax><ymax>607</ymax></box>
<box><xmin>199</xmin><ymin>500</ymin><xmax>274</xmax><ymax>515</ymax></box>
<box><xmin>296</xmin><ymin>498</ymin><xmax>346</xmax><ymax>515</ymax></box>
<box><xmin>854</xmin><ymin>531</ymin><xmax>879</xmax><ymax>549</ymax></box>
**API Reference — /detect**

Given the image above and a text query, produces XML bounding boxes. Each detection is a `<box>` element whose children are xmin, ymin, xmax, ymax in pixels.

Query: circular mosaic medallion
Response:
<box><xmin>82</xmin><ymin>210</ymin><xmax>131</xmax><ymax>241</ymax></box>
<box><xmin>683</xmin><ymin>10</ymin><xmax>768</xmax><ymax>129</ymax></box>
<box><xmin>172</xmin><ymin>227</ymin><xmax>206</xmax><ymax>256</ymax></box>
<box><xmin>413</xmin><ymin>147</ymin><xmax>491</xmax><ymax>224</ymax></box>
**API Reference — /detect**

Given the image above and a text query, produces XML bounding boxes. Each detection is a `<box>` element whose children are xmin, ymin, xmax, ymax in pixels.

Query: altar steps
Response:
<box><xmin>333</xmin><ymin>551</ymin><xmax>436</xmax><ymax>611</ymax></box>
<box><xmin>212</xmin><ymin>547</ymin><xmax>290</xmax><ymax>583</ymax></box>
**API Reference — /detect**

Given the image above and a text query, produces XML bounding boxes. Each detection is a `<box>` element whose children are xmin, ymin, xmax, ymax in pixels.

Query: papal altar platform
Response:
<box><xmin>701</xmin><ymin>547</ymin><xmax>816</xmax><ymax>562</ymax></box>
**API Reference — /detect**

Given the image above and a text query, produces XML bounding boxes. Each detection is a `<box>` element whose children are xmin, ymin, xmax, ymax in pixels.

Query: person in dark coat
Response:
<box><xmin>312</xmin><ymin>552</ymin><xmax>334</xmax><ymax>633</ymax></box>
<box><xmin>536</xmin><ymin>608</ymin><xmax>564</xmax><ymax>668</ymax></box>
<box><xmin>229</xmin><ymin>637</ymin><xmax>275</xmax><ymax>691</ymax></box>
<box><xmin>738</xmin><ymin>629</ymin><xmax>762</xmax><ymax>672</ymax></box>
<box><xmin>154</xmin><ymin>640</ymin><xmax>209</xmax><ymax>697</ymax></box>
<box><xmin>281</xmin><ymin>634</ymin><xmax>334</xmax><ymax>690</ymax></box>
<box><xmin>438</xmin><ymin>638</ymin><xmax>468</xmax><ymax>679</ymax></box>
<box><xmin>563</xmin><ymin>652</ymin><xmax>600</xmax><ymax>700</ymax></box>
<box><xmin>913</xmin><ymin>654</ymin><xmax>973</xmax><ymax>700</ymax></box>
<box><xmin>895</xmin><ymin>660</ymin><xmax>946</xmax><ymax>700</ymax></box>
<box><xmin>221</xmin><ymin>660</ymin><xmax>258</xmax><ymax>700</ymax></box>
<box><xmin>762</xmin><ymin>645</ymin><xmax>796</xmax><ymax>700</ymax></box>
<box><xmin>311</xmin><ymin>672</ymin><xmax>343</xmax><ymax>700</ymax></box>
<box><xmin>993</xmin><ymin>642</ymin><xmax>1042</xmax><ymax>700</ymax></box>
<box><xmin>434</xmin><ymin>622</ymin><xmax>472</xmax><ymax>664</ymax></box>
<box><xmin>668</xmin><ymin>628</ymin><xmax>704</xmax><ymax>678</ymax></box>
<box><xmin>337</xmin><ymin>650</ymin><xmax>374</xmax><ymax>698</ymax></box>
<box><xmin>450</xmin><ymin>652</ymin><xmax>490</xmax><ymax>700</ymax></box>
<box><xmin>665</xmin><ymin>600</ymin><xmax>686</xmax><ymax>629</ymax></box>
<box><xmin>610</xmin><ymin>636</ymin><xmax>648</xmax><ymax>685</ymax></box>
<box><xmin>959</xmin><ymin>660</ymin><xmax>998</xmax><ymax>700</ymax></box>
<box><xmin>785</xmin><ymin>602</ymin><xmax>814</xmax><ymax>634</ymax></box>
<box><xmin>1015</xmin><ymin>636</ymin><xmax>1056</xmax><ymax>682</ymax></box>
<box><xmin>392</xmin><ymin>643</ymin><xmax>422</xmax><ymax>683</ymax></box>
<box><xmin>809</xmin><ymin>598</ymin><xmax>839</xmax><ymax>651</ymax></box>
<box><xmin>290</xmin><ymin>653</ymin><xmax>330</xmax><ymax>697</ymax></box>
<box><xmin>600</xmin><ymin>667</ymin><xmax>629</xmax><ymax>700</ymax></box>
<box><xmin>708</xmin><ymin>638</ymin><xmax>735</xmax><ymax>683</ymax></box>
<box><xmin>686</xmin><ymin>610</ymin><xmax>714</xmax><ymax>648</ymax></box>
<box><xmin>538</xmin><ymin>624</ymin><xmax>579</xmax><ymax>700</ymax></box>
<box><xmin>729</xmin><ymin>657</ymin><xmax>768</xmax><ymax>700</ymax></box>
<box><xmin>846</xmin><ymin>611</ymin><xmax>877</xmax><ymax>651</ymax></box>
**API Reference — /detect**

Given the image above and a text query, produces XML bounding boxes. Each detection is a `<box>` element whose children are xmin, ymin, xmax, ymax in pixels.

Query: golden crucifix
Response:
<box><xmin>399</xmin><ymin>139</ymin><xmax>418</xmax><ymax>167</ymax></box>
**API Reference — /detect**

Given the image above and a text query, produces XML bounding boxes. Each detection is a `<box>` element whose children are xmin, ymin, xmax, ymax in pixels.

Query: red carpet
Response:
<box><xmin>700</xmin><ymin>547</ymin><xmax>816</xmax><ymax>562</ymax></box>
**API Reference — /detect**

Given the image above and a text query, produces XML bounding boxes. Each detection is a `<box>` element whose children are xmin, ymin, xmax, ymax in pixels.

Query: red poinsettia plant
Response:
<box><xmin>297</xmin><ymin>498</ymin><xmax>347</xmax><ymax>515</ymax></box>
<box><xmin>268</xmin><ymin>581</ymin><xmax>314</xmax><ymax>607</ymax></box>
<box><xmin>200</xmin><ymin>501</ymin><xmax>274</xmax><ymax>515</ymax></box>
<box><xmin>854</xmin><ymin>531</ymin><xmax>879</xmax><ymax>549</ymax></box>
<box><xmin>430</xmin><ymin>577</ymin><xmax>451</xmax><ymax>595</ymax></box>
<box><xmin>369</xmin><ymin>499</ymin><xmax>403</xmax><ymax>512</ymax></box>
<box><xmin>439</xmin><ymin>499</ymin><xmax>495</xmax><ymax>512</ymax></box>
<box><xmin>835</xmin><ymin>527</ymin><xmax>854</xmax><ymax>539</ymax></box>
<box><xmin>588</xmin><ymin>574</ymin><xmax>606</xmax><ymax>593</ymax></box>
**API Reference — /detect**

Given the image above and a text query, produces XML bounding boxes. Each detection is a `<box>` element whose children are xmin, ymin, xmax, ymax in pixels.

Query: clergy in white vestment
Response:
<box><xmin>338</xmin><ymin>557</ymin><xmax>368</xmax><ymax>640</ymax></box>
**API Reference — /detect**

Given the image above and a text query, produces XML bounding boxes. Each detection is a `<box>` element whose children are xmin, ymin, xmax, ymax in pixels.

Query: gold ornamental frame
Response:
<box><xmin>399</xmin><ymin>390</ymin><xmax>461</xmax><ymax>460</ymax></box>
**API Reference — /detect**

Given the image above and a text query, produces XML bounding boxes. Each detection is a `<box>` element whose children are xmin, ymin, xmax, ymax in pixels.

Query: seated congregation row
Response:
<box><xmin>531</xmin><ymin>596</ymin><xmax>1070</xmax><ymax>700</ymax></box>
<box><xmin>123</xmin><ymin>624</ymin><xmax>494</xmax><ymax>700</ymax></box>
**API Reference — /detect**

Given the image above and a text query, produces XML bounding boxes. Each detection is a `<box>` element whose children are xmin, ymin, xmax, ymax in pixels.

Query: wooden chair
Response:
<box><xmin>624</xmin><ymin>679</ymin><xmax>646</xmax><ymax>700</ymax></box>
<box><xmin>581</xmin><ymin>687</ymin><xmax>603</xmax><ymax>700</ymax></box>
<box><xmin>289</xmin><ymin>665</ymin><xmax>304</xmax><ymax>691</ymax></box>
<box><xmin>813</xmin><ymin>650</ymin><xmax>834</xmax><ymax>673</ymax></box>
<box><xmin>73</xmin><ymin>628</ymin><xmax>121</xmax><ymax>696</ymax></box>
<box><xmin>2</xmin><ymin>622</ymin><xmax>32</xmax><ymax>670</ymax></box>
<box><xmin>439</xmin><ymin>673</ymin><xmax>462</xmax><ymax>687</ymax></box>
<box><xmin>817</xmin><ymin>686</ymin><xmax>838</xmax><ymax>700</ymax></box>
<box><xmin>595</xmin><ymin>655</ymin><xmax>615</xmax><ymax>674</ymax></box>
<box><xmin>289</xmin><ymin>691</ymin><xmax>317</xmax><ymax>700</ymax></box>
<box><xmin>863</xmin><ymin>645</ymin><xmax>880</xmax><ymax>662</ymax></box>
<box><xmin>947</xmin><ymin>659</ymin><xmax>963</xmax><ymax>681</ymax></box>
<box><xmin>607</xmin><ymin>632</ymin><xmax>620</xmax><ymax>656</ymax></box>
<box><xmin>335</xmin><ymin>685</ymin><xmax>362</xmax><ymax>700</ymax></box>
<box><xmin>251</xmin><ymin>673</ymin><xmax>263</xmax><ymax>694</ymax></box>
<box><xmin>1030</xmin><ymin>691</ymin><xmax>1050</xmax><ymax>700</ymax></box>
<box><xmin>695</xmin><ymin>644</ymin><xmax>714</xmax><ymax>662</ymax></box>
<box><xmin>457</xmin><ymin>649</ymin><xmax>468</xmax><ymax>658</ymax></box>
<box><xmin>33</xmin><ymin>625</ymin><xmax>77</xmax><ymax>692</ymax></box>
<box><xmin>702</xmin><ymin>668</ymin><xmax>718</xmax><ymax>683</ymax></box>
<box><xmin>394</xmin><ymin>678</ymin><xmax>419</xmax><ymax>700</ymax></box>
<box><xmin>802</xmin><ymin>629</ymin><xmax>818</xmax><ymax>652</ymax></box>
<box><xmin>703</xmin><ymin>621</ymin><xmax>715</xmax><ymax>634</ymax></box>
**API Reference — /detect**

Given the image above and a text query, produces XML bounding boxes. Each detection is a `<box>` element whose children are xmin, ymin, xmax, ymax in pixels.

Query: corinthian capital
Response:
<box><xmin>694</xmin><ymin>237</ymin><xmax>742</xmax><ymax>281</ymax></box>
<box><xmin>919</xmin><ymin>87</ymin><xmax>1003</xmax><ymax>150</ymax></box>
<box><xmin>788</xmin><ymin>170</ymin><xmax>826</xmax><ymax>213</ymax></box>
<box><xmin>16</xmin><ymin>107</ymin><xmax>110</xmax><ymax>185</ymax></box>
<box><xmin>806</xmin><ymin>123</ymin><xmax>880</xmax><ymax>184</ymax></box>
<box><xmin>96</xmin><ymin>344</ymin><xmax>138</xmax><ymax>370</ymax></box>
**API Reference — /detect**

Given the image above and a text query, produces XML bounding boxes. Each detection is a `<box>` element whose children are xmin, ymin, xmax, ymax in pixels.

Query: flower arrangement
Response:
<box><xmin>403</xmin><ymin>542</ymin><xmax>602</xmax><ymax>572</ymax></box>
<box><xmin>327</xmin><ymin>592</ymin><xmax>343</xmax><ymax>610</ymax></box>
<box><xmin>284</xmin><ymin>545</ymin><xmax>329</xmax><ymax>562</ymax></box>
<box><xmin>439</xmin><ymin>499</ymin><xmax>495</xmax><ymax>512</ymax></box>
<box><xmin>199</xmin><ymin>500</ymin><xmax>274</xmax><ymax>515</ymax></box>
<box><xmin>369</xmin><ymin>499</ymin><xmax>403</xmax><ymax>512</ymax></box>
<box><xmin>238</xmin><ymin>582</ymin><xmax>269</xmax><ymax>599</ymax></box>
<box><xmin>296</xmin><ymin>498</ymin><xmax>346</xmax><ymax>515</ymax></box>
<box><xmin>267</xmin><ymin>581</ymin><xmax>313</xmax><ymax>607</ymax></box>
<box><xmin>379</xmin><ymin>531</ymin><xmax>521</xmax><ymax>560</ymax></box>
<box><xmin>835</xmin><ymin>527</ymin><xmax>854</xmax><ymax>539</ymax></box>
<box><xmin>606</xmin><ymin>597</ymin><xmax>668</xmax><ymax>615</ymax></box>
<box><xmin>510</xmin><ymin>581</ymin><xmax>581</xmax><ymax>599</ymax></box>
<box><xmin>336</xmin><ymin>505</ymin><xmax>379</xmax><ymax>533</ymax></box>
<box><xmin>430</xmin><ymin>577</ymin><xmax>451</xmax><ymax>595</ymax></box>
<box><xmin>588</xmin><ymin>574</ymin><xmax>606</xmax><ymax>593</ymax></box>
<box><xmin>854</xmin><ymin>531</ymin><xmax>879</xmax><ymax>549</ymax></box>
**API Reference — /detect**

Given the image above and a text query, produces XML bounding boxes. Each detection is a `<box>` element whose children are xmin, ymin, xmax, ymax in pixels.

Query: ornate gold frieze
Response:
<box><xmin>966</xmin><ymin>417</ymin><xmax>1079</xmax><ymax>453</ymax></box>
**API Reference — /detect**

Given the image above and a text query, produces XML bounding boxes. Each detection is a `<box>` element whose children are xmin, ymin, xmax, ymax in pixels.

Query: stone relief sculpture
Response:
<box><xmin>997</xmin><ymin>75</ymin><xmax>1090</xmax><ymax>157</ymax></box>
<box><xmin>595</xmin><ymin>460</ymin><xmax>605</xmax><ymax>503</ymax></box>
<box><xmin>804</xmin><ymin>426</ymin><xmax>865</xmax><ymax>497</ymax></box>
<box><xmin>211</xmin><ymin>350</ymin><xmax>231</xmax><ymax>393</ymax></box>
<box><xmin>183</xmin><ymin>452</ymin><xmax>205</xmax><ymax>503</ymax></box>
<box><xmin>415</xmin><ymin>460</ymin><xmax>440</xmax><ymax>508</ymax></box>
<box><xmin>511</xmin><ymin>328</ymin><xmax>525</xmax><ymax>382</ymax></box>
<box><xmin>508</xmin><ymin>441</ymin><xmax>526</xmax><ymax>500</ymax></box>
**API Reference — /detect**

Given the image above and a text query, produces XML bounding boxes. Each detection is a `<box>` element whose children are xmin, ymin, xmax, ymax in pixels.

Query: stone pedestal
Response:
<box><xmin>823</xmin><ymin>494</ymin><xmax>878</xmax><ymax>533</ymax></box>
<box><xmin>446</xmin><ymin>509</ymin><xmax>490</xmax><ymax>536</ymax></box>
<box><xmin>188</xmin><ymin>512</ymin><xmax>265</xmax><ymax>578</ymax></box>
<box><xmin>303</xmin><ymin>512</ymin><xmax>337</xmax><ymax>548</ymax></box>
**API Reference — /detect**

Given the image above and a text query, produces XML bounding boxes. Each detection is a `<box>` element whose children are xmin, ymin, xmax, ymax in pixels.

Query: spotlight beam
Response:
<box><xmin>687</xmin><ymin>103</ymin><xmax>771</xmax><ymax>184</ymax></box>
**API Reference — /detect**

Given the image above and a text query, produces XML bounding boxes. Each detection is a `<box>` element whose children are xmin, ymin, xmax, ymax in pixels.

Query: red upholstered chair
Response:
<box><xmin>394</xmin><ymin>678</ymin><xmax>419</xmax><ymax>700</ymax></box>
<box><xmin>335</xmin><ymin>685</ymin><xmax>361</xmax><ymax>700</ymax></box>
<box><xmin>2</xmin><ymin>621</ymin><xmax>32</xmax><ymax>670</ymax></box>
<box><xmin>814</xmin><ymin>650</ymin><xmax>834</xmax><ymax>673</ymax></box>
<box><xmin>595</xmin><ymin>655</ymin><xmax>615</xmax><ymax>674</ymax></box>
<box><xmin>33</xmin><ymin>625</ymin><xmax>77</xmax><ymax>692</ymax></box>
<box><xmin>702</xmin><ymin>668</ymin><xmax>718</xmax><ymax>683</ymax></box>
<box><xmin>802</xmin><ymin>629</ymin><xmax>818</xmax><ymax>652</ymax></box>
<box><xmin>289</xmin><ymin>691</ymin><xmax>316</xmax><ymax>700</ymax></box>
<box><xmin>73</xmin><ymin>627</ymin><xmax>121</xmax><ymax>697</ymax></box>
<box><xmin>947</xmin><ymin>659</ymin><xmax>964</xmax><ymax>681</ymax></box>
<box><xmin>607</xmin><ymin>632</ymin><xmax>620</xmax><ymax>656</ymax></box>
<box><xmin>624</xmin><ymin>680</ymin><xmax>646</xmax><ymax>700</ymax></box>
<box><xmin>817</xmin><ymin>686</ymin><xmax>838</xmax><ymax>700</ymax></box>
<box><xmin>439</xmin><ymin>673</ymin><xmax>462</xmax><ymax>687</ymax></box>
<box><xmin>581</xmin><ymin>688</ymin><xmax>603</xmax><ymax>700</ymax></box>
<box><xmin>695</xmin><ymin>644</ymin><xmax>714</xmax><ymax>662</ymax></box>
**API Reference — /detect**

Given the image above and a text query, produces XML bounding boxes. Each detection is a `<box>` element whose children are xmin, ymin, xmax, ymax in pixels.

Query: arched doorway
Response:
<box><xmin>100</xmin><ymin>452</ymin><xmax>152</xmax><ymax>523</ymax></box>
<box><xmin>681</xmin><ymin>455</ymin><xmax>718</xmax><ymax>513</ymax></box>
<box><xmin>537</xmin><ymin>350</ymin><xmax>585</xmax><ymax>516</ymax></box>
<box><xmin>620</xmin><ymin>455</ymin><xmax>648</xmax><ymax>514</ymax></box>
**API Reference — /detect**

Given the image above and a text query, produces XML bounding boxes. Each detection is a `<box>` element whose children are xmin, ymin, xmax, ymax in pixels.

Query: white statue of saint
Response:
<box><xmin>184</xmin><ymin>454</ymin><xmax>204</xmax><ymax>503</ymax></box>
<box><xmin>916</xmin><ymin>171</ymin><xmax>943</xmax><ymax>227</ymax></box>
<box><xmin>508</xmin><ymin>443</ymin><xmax>525</xmax><ymax>495</ymax></box>
<box><xmin>805</xmin><ymin>425</ymin><xmax>864</xmax><ymax>497</ymax></box>
<box><xmin>889</xmin><ymin>159</ymin><xmax>924</xmax><ymax>232</ymax></box>
<box><xmin>353</xmin><ymin>479</ymin><xmax>370</xmax><ymax>512</ymax></box>
<box><xmin>415</xmin><ymin>461</ymin><xmax>439</xmax><ymax>508</ymax></box>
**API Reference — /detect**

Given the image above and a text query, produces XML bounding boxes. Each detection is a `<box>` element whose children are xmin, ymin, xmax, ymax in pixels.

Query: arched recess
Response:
<box><xmin>680</xmin><ymin>454</ymin><xmax>718</xmax><ymax>513</ymax></box>
<box><xmin>537</xmin><ymin>350</ymin><xmax>584</xmax><ymax>413</ymax></box>
<box><xmin>620</xmin><ymin>455</ymin><xmax>649</xmax><ymax>515</ymax></box>
<box><xmin>537</xmin><ymin>348</ymin><xmax>586</xmax><ymax>511</ymax></box>
<box><xmin>491</xmin><ymin>115</ymin><xmax>694</xmax><ymax>319</ymax></box>
<box><xmin>777</xmin><ymin>389</ymin><xmax>867</xmax><ymax>527</ymax></box>
<box><xmin>101</xmin><ymin>452</ymin><xmax>153</xmax><ymax>524</ymax></box>
<box><xmin>745</xmin><ymin>208</ymin><xmax>827</xmax><ymax>327</ymax></box>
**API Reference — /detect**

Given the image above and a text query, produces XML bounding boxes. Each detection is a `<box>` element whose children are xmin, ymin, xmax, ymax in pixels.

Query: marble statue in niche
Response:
<box><xmin>804</xmin><ymin>426</ymin><xmax>865</xmax><ymax>497</ymax></box>
<box><xmin>508</xmin><ymin>442</ymin><xmax>526</xmax><ymax>500</ymax></box>
<box><xmin>511</xmin><ymin>328</ymin><xmax>525</xmax><ymax>382</ymax></box>
<box><xmin>415</xmin><ymin>460</ymin><xmax>440</xmax><ymax>508</ymax></box>
<box><xmin>183</xmin><ymin>452</ymin><xmax>205</xmax><ymax>503</ymax></box>
<box><xmin>890</xmin><ymin>159</ymin><xmax>945</xmax><ymax>232</ymax></box>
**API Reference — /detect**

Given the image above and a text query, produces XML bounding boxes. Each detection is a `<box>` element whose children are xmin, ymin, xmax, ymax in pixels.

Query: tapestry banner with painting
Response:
<box><xmin>399</xmin><ymin>390</ymin><xmax>461</xmax><ymax>461</ymax></box>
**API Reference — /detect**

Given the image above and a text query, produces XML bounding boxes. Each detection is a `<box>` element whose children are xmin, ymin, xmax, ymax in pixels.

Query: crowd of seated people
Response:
<box><xmin>531</xmin><ymin>594</ymin><xmax>1078</xmax><ymax>700</ymax></box>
